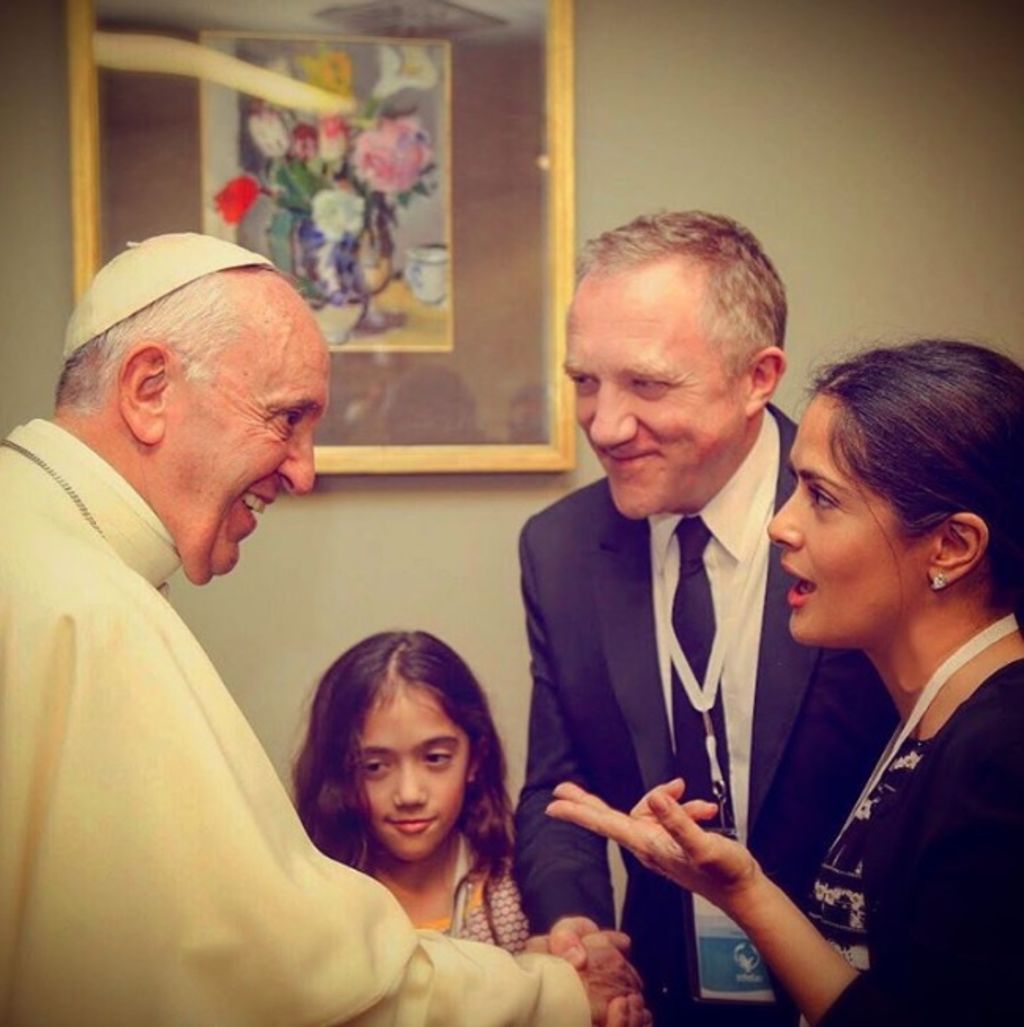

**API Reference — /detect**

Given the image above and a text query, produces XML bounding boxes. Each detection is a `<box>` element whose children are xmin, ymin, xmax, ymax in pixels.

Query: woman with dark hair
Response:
<box><xmin>547</xmin><ymin>338</ymin><xmax>1024</xmax><ymax>1025</ymax></box>
<box><xmin>293</xmin><ymin>630</ymin><xmax>530</xmax><ymax>951</ymax></box>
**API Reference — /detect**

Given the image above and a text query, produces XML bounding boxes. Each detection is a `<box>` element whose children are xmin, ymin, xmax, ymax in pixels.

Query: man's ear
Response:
<box><xmin>928</xmin><ymin>512</ymin><xmax>989</xmax><ymax>589</ymax></box>
<box><xmin>744</xmin><ymin>345</ymin><xmax>787</xmax><ymax>416</ymax></box>
<box><xmin>119</xmin><ymin>344</ymin><xmax>171</xmax><ymax>445</ymax></box>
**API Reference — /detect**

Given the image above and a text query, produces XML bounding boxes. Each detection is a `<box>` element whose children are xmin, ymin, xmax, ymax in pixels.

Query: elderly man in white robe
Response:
<box><xmin>0</xmin><ymin>234</ymin><xmax>648</xmax><ymax>1027</ymax></box>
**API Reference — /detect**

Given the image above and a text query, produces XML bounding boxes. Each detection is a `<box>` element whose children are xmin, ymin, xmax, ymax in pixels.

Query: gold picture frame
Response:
<box><xmin>67</xmin><ymin>0</ymin><xmax>576</xmax><ymax>474</ymax></box>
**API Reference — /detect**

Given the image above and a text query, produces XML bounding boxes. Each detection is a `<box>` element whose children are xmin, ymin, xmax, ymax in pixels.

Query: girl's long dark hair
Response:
<box><xmin>293</xmin><ymin>630</ymin><xmax>514</xmax><ymax>880</ymax></box>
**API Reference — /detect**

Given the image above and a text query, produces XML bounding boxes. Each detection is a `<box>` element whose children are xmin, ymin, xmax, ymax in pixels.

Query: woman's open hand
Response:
<box><xmin>546</xmin><ymin>779</ymin><xmax>760</xmax><ymax>911</ymax></box>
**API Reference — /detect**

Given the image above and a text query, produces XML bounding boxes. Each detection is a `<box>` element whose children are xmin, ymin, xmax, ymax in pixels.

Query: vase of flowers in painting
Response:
<box><xmin>213</xmin><ymin>43</ymin><xmax>438</xmax><ymax>344</ymax></box>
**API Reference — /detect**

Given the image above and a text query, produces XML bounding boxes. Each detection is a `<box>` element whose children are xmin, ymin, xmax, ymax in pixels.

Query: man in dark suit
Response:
<box><xmin>514</xmin><ymin>211</ymin><xmax>894</xmax><ymax>1026</ymax></box>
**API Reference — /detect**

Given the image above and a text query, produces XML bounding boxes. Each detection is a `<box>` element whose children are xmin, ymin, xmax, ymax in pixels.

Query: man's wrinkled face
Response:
<box><xmin>162</xmin><ymin>275</ymin><xmax>330</xmax><ymax>584</ymax></box>
<box><xmin>566</xmin><ymin>259</ymin><xmax>758</xmax><ymax>518</ymax></box>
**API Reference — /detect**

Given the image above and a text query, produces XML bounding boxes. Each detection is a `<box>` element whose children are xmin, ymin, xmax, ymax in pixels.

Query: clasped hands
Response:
<box><xmin>525</xmin><ymin>915</ymin><xmax>649</xmax><ymax>1027</ymax></box>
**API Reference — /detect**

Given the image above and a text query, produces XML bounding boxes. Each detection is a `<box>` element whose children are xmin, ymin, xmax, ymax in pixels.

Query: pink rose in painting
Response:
<box><xmin>290</xmin><ymin>122</ymin><xmax>319</xmax><ymax>161</ymax></box>
<box><xmin>352</xmin><ymin>116</ymin><xmax>432</xmax><ymax>194</ymax></box>
<box><xmin>318</xmin><ymin>114</ymin><xmax>350</xmax><ymax>162</ymax></box>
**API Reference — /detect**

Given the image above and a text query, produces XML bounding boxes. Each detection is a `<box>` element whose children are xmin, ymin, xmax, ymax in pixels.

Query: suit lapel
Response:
<box><xmin>592</xmin><ymin>510</ymin><xmax>676</xmax><ymax>792</ymax></box>
<box><xmin>747</xmin><ymin>410</ymin><xmax>820</xmax><ymax>830</ymax></box>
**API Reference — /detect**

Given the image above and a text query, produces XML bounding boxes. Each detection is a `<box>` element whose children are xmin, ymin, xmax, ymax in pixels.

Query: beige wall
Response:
<box><xmin>2</xmin><ymin>0</ymin><xmax>1022</xmax><ymax>811</ymax></box>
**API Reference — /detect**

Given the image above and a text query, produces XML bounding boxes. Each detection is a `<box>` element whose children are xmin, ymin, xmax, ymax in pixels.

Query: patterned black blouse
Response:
<box><xmin>808</xmin><ymin>737</ymin><xmax>930</xmax><ymax>970</ymax></box>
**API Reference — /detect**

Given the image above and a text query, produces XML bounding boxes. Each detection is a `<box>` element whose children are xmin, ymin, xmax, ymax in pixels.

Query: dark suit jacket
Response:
<box><xmin>821</xmin><ymin>659</ymin><xmax>1024</xmax><ymax>1027</ymax></box>
<box><xmin>514</xmin><ymin>408</ymin><xmax>895</xmax><ymax>1027</ymax></box>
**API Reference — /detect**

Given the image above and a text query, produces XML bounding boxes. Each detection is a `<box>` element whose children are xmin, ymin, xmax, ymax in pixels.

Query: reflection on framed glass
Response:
<box><xmin>67</xmin><ymin>0</ymin><xmax>576</xmax><ymax>474</ymax></box>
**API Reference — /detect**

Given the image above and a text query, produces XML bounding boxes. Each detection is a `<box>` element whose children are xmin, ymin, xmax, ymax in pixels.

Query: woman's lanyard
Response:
<box><xmin>661</xmin><ymin>464</ymin><xmax>776</xmax><ymax>840</ymax></box>
<box><xmin>838</xmin><ymin>612</ymin><xmax>1019</xmax><ymax>839</ymax></box>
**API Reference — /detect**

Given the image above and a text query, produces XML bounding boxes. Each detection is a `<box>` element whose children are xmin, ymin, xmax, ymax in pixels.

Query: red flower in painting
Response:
<box><xmin>290</xmin><ymin>122</ymin><xmax>319</xmax><ymax>160</ymax></box>
<box><xmin>214</xmin><ymin>175</ymin><xmax>261</xmax><ymax>224</ymax></box>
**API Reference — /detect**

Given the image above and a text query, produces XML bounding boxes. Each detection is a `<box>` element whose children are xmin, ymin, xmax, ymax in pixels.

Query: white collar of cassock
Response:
<box><xmin>11</xmin><ymin>419</ymin><xmax>181</xmax><ymax>589</ymax></box>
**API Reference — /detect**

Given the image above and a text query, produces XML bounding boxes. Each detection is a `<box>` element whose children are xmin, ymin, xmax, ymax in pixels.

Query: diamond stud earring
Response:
<box><xmin>930</xmin><ymin>572</ymin><xmax>948</xmax><ymax>591</ymax></box>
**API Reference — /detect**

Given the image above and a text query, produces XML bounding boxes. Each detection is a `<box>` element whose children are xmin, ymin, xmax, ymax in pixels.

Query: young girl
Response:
<box><xmin>293</xmin><ymin>630</ymin><xmax>531</xmax><ymax>952</ymax></box>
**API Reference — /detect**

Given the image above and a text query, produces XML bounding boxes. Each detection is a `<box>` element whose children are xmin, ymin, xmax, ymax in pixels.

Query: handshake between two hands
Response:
<box><xmin>525</xmin><ymin>915</ymin><xmax>651</xmax><ymax>1027</ymax></box>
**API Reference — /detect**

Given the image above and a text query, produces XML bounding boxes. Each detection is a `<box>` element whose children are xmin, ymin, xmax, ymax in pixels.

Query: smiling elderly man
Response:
<box><xmin>0</xmin><ymin>234</ymin><xmax>647</xmax><ymax>1027</ymax></box>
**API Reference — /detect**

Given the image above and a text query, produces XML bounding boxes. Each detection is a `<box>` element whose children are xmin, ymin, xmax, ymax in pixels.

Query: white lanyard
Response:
<box><xmin>839</xmin><ymin>613</ymin><xmax>1019</xmax><ymax>839</ymax></box>
<box><xmin>662</xmin><ymin>467</ymin><xmax>775</xmax><ymax>827</ymax></box>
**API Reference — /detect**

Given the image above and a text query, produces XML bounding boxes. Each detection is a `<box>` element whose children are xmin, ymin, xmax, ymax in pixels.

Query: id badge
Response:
<box><xmin>686</xmin><ymin>819</ymin><xmax>776</xmax><ymax>1009</ymax></box>
<box><xmin>690</xmin><ymin>893</ymin><xmax>775</xmax><ymax>1002</ymax></box>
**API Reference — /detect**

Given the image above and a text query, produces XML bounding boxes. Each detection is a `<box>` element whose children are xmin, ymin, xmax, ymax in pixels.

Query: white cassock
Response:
<box><xmin>0</xmin><ymin>419</ymin><xmax>587</xmax><ymax>1027</ymax></box>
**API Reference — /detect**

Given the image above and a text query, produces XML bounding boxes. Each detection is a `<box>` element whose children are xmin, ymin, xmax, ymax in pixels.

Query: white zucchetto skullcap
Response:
<box><xmin>64</xmin><ymin>232</ymin><xmax>274</xmax><ymax>358</ymax></box>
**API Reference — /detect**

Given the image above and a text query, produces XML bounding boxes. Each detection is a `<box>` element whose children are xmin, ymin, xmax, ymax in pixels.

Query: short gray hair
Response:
<box><xmin>577</xmin><ymin>211</ymin><xmax>787</xmax><ymax>372</ymax></box>
<box><xmin>56</xmin><ymin>267</ymin><xmax>276</xmax><ymax>412</ymax></box>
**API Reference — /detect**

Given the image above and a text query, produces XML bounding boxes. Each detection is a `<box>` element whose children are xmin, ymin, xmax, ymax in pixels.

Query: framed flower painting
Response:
<box><xmin>67</xmin><ymin>0</ymin><xmax>576</xmax><ymax>474</ymax></box>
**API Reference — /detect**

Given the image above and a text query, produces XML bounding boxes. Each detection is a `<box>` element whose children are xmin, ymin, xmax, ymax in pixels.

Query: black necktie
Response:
<box><xmin>671</xmin><ymin>517</ymin><xmax>730</xmax><ymax>820</ymax></box>
<box><xmin>672</xmin><ymin>517</ymin><xmax>715</xmax><ymax>682</ymax></box>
